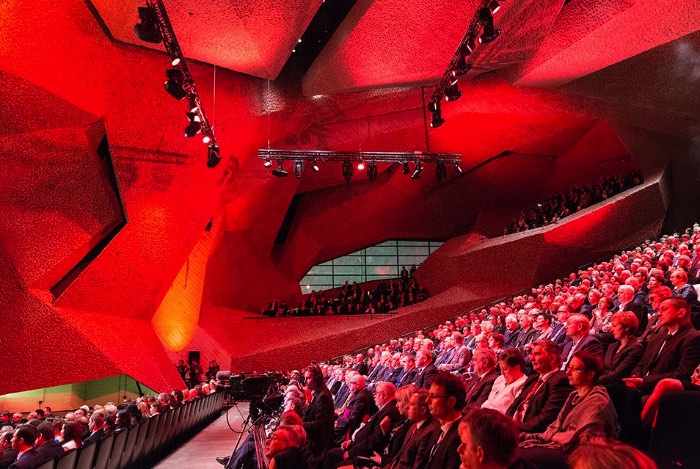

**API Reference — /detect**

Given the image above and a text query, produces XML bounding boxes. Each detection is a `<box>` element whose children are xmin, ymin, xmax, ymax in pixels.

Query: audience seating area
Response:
<box><xmin>6</xmin><ymin>393</ymin><xmax>222</xmax><ymax>469</ymax></box>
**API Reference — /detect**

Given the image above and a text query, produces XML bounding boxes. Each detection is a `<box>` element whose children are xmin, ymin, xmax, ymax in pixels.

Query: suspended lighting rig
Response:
<box><xmin>258</xmin><ymin>149</ymin><xmax>462</xmax><ymax>183</ymax></box>
<box><xmin>134</xmin><ymin>1</ymin><xmax>221</xmax><ymax>167</ymax></box>
<box><xmin>428</xmin><ymin>0</ymin><xmax>504</xmax><ymax>129</ymax></box>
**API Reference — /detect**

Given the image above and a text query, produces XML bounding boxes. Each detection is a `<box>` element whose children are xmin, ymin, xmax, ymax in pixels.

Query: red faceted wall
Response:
<box><xmin>0</xmin><ymin>0</ymin><xmax>696</xmax><ymax>396</ymax></box>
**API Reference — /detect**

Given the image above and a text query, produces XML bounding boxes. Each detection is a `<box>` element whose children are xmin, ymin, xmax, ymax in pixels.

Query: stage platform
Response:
<box><xmin>155</xmin><ymin>402</ymin><xmax>251</xmax><ymax>469</ymax></box>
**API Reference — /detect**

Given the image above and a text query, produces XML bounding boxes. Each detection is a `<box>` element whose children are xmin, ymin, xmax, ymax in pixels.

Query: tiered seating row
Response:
<box><xmin>34</xmin><ymin>392</ymin><xmax>224</xmax><ymax>469</ymax></box>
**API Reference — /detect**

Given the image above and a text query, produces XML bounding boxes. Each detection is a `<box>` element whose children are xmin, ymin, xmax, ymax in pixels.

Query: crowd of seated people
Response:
<box><xmin>221</xmin><ymin>224</ymin><xmax>700</xmax><ymax>469</ymax></box>
<box><xmin>503</xmin><ymin>171</ymin><xmax>643</xmax><ymax>235</ymax></box>
<box><xmin>0</xmin><ymin>380</ymin><xmax>220</xmax><ymax>469</ymax></box>
<box><xmin>263</xmin><ymin>271</ymin><xmax>427</xmax><ymax>317</ymax></box>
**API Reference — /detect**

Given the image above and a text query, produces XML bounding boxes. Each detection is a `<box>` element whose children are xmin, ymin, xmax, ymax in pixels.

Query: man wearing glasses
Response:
<box><xmin>414</xmin><ymin>372</ymin><xmax>464</xmax><ymax>469</ymax></box>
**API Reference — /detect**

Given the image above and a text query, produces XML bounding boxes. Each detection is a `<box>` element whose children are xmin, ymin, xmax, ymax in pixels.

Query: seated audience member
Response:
<box><xmin>513</xmin><ymin>315</ymin><xmax>539</xmax><ymax>353</ymax></box>
<box><xmin>381</xmin><ymin>388</ymin><xmax>438</xmax><ymax>469</ymax></box>
<box><xmin>590</xmin><ymin>297</ymin><xmax>615</xmax><ymax>334</ymax></box>
<box><xmin>457</xmin><ymin>408</ymin><xmax>520</xmax><ymax>469</ymax></box>
<box><xmin>507</xmin><ymin>340</ymin><xmax>573</xmax><ymax>433</ymax></box>
<box><xmin>266</xmin><ymin>425</ymin><xmax>308</xmax><ymax>469</ymax></box>
<box><xmin>487</xmin><ymin>333</ymin><xmax>505</xmax><ymax>359</ymax></box>
<box><xmin>464</xmin><ymin>349</ymin><xmax>500</xmax><ymax>409</ymax></box>
<box><xmin>61</xmin><ymin>421</ymin><xmax>83</xmax><ymax>451</ymax></box>
<box><xmin>567</xmin><ymin>438</ymin><xmax>657</xmax><ymax>469</ymax></box>
<box><xmin>438</xmin><ymin>333</ymin><xmax>470</xmax><ymax>373</ymax></box>
<box><xmin>670</xmin><ymin>268</ymin><xmax>699</xmax><ymax>308</ymax></box>
<box><xmin>481</xmin><ymin>348</ymin><xmax>528</xmax><ymax>415</ymax></box>
<box><xmin>411</xmin><ymin>350</ymin><xmax>437</xmax><ymax>389</ymax></box>
<box><xmin>8</xmin><ymin>425</ymin><xmax>44</xmax><ymax>469</ymax></box>
<box><xmin>0</xmin><ymin>430</ymin><xmax>16</xmax><ymax>469</ymax></box>
<box><xmin>302</xmin><ymin>365</ymin><xmax>335</xmax><ymax>467</ymax></box>
<box><xmin>598</xmin><ymin>312</ymin><xmax>644</xmax><ymax>385</ymax></box>
<box><xmin>413</xmin><ymin>372</ymin><xmax>466</xmax><ymax>469</ymax></box>
<box><xmin>504</xmin><ymin>315</ymin><xmax>521</xmax><ymax>348</ymax></box>
<box><xmin>615</xmin><ymin>285</ymin><xmax>648</xmax><ymax>335</ymax></box>
<box><xmin>334</xmin><ymin>374</ymin><xmax>373</xmax><ymax>441</ymax></box>
<box><xmin>639</xmin><ymin>286</ymin><xmax>672</xmax><ymax>344</ymax></box>
<box><xmin>560</xmin><ymin>314</ymin><xmax>604</xmax><ymax>370</ymax></box>
<box><xmin>624</xmin><ymin>297</ymin><xmax>700</xmax><ymax>396</ymax></box>
<box><xmin>372</xmin><ymin>384</ymin><xmax>416</xmax><ymax>467</ymax></box>
<box><xmin>327</xmin><ymin>382</ymin><xmax>401</xmax><ymax>468</ymax></box>
<box><xmin>519</xmin><ymin>351</ymin><xmax>619</xmax><ymax>467</ymax></box>
<box><xmin>83</xmin><ymin>413</ymin><xmax>105</xmax><ymax>445</ymax></box>
<box><xmin>395</xmin><ymin>354</ymin><xmax>418</xmax><ymax>389</ymax></box>
<box><xmin>35</xmin><ymin>422</ymin><xmax>64</xmax><ymax>460</ymax></box>
<box><xmin>641</xmin><ymin>363</ymin><xmax>700</xmax><ymax>428</ymax></box>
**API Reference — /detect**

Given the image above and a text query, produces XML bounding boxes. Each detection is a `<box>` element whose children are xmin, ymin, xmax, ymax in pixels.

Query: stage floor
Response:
<box><xmin>155</xmin><ymin>402</ymin><xmax>251</xmax><ymax>469</ymax></box>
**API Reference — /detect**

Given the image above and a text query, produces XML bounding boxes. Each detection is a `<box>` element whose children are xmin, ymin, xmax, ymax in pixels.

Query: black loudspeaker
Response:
<box><xmin>188</xmin><ymin>351</ymin><xmax>201</xmax><ymax>364</ymax></box>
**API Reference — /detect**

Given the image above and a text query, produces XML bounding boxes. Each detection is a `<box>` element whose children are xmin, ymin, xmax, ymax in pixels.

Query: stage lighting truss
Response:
<box><xmin>428</xmin><ymin>0</ymin><xmax>502</xmax><ymax>129</ymax></box>
<box><xmin>258</xmin><ymin>149</ymin><xmax>461</xmax><ymax>184</ymax></box>
<box><xmin>135</xmin><ymin>1</ymin><xmax>221</xmax><ymax>168</ymax></box>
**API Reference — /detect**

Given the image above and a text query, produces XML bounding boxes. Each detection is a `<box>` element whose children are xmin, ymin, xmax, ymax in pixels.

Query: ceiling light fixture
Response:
<box><xmin>184</xmin><ymin>112</ymin><xmax>201</xmax><ymax>137</ymax></box>
<box><xmin>436</xmin><ymin>161</ymin><xmax>446</xmax><ymax>185</ymax></box>
<box><xmin>206</xmin><ymin>145</ymin><xmax>221</xmax><ymax>168</ymax></box>
<box><xmin>368</xmin><ymin>162</ymin><xmax>378</xmax><ymax>182</ymax></box>
<box><xmin>342</xmin><ymin>159</ymin><xmax>353</xmax><ymax>183</ymax></box>
<box><xmin>164</xmin><ymin>68</ymin><xmax>187</xmax><ymax>100</ymax></box>
<box><xmin>294</xmin><ymin>160</ymin><xmax>303</xmax><ymax>179</ymax></box>
<box><xmin>445</xmin><ymin>81</ymin><xmax>462</xmax><ymax>102</ymax></box>
<box><xmin>263</xmin><ymin>158</ymin><xmax>272</xmax><ymax>168</ymax></box>
<box><xmin>411</xmin><ymin>161</ymin><xmax>424</xmax><ymax>179</ymax></box>
<box><xmin>272</xmin><ymin>160</ymin><xmax>288</xmax><ymax>177</ymax></box>
<box><xmin>478</xmin><ymin>7</ymin><xmax>500</xmax><ymax>44</ymax></box>
<box><xmin>134</xmin><ymin>6</ymin><xmax>161</xmax><ymax>43</ymax></box>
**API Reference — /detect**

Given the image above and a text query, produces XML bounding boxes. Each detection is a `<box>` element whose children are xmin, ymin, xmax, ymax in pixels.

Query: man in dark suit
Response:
<box><xmin>395</xmin><ymin>354</ymin><xmax>418</xmax><ymax>389</ymax></box>
<box><xmin>8</xmin><ymin>425</ymin><xmax>44</xmax><ymax>469</ymax></box>
<box><xmin>302</xmin><ymin>365</ymin><xmax>335</xmax><ymax>466</ymax></box>
<box><xmin>624</xmin><ymin>297</ymin><xmax>700</xmax><ymax>395</ymax></box>
<box><xmin>412</xmin><ymin>350</ymin><xmax>437</xmax><ymax>389</ymax></box>
<box><xmin>0</xmin><ymin>430</ymin><xmax>17</xmax><ymax>469</ymax></box>
<box><xmin>550</xmin><ymin>304</ymin><xmax>572</xmax><ymax>346</ymax></box>
<box><xmin>326</xmin><ymin>382</ymin><xmax>402</xmax><ymax>468</ymax></box>
<box><xmin>35</xmin><ymin>422</ymin><xmax>64</xmax><ymax>460</ymax></box>
<box><xmin>616</xmin><ymin>285</ymin><xmax>649</xmax><ymax>335</ymax></box>
<box><xmin>414</xmin><ymin>372</ymin><xmax>465</xmax><ymax>469</ymax></box>
<box><xmin>83</xmin><ymin>413</ymin><xmax>106</xmax><ymax>445</ymax></box>
<box><xmin>507</xmin><ymin>339</ymin><xmax>573</xmax><ymax>433</ymax></box>
<box><xmin>385</xmin><ymin>388</ymin><xmax>439</xmax><ymax>469</ymax></box>
<box><xmin>503</xmin><ymin>315</ymin><xmax>521</xmax><ymax>348</ymax></box>
<box><xmin>456</xmin><ymin>408</ymin><xmax>519</xmax><ymax>469</ymax></box>
<box><xmin>353</xmin><ymin>354</ymin><xmax>368</xmax><ymax>376</ymax></box>
<box><xmin>464</xmin><ymin>349</ymin><xmax>500</xmax><ymax>409</ymax></box>
<box><xmin>334</xmin><ymin>374</ymin><xmax>374</xmax><ymax>440</ymax></box>
<box><xmin>438</xmin><ymin>333</ymin><xmax>471</xmax><ymax>374</ymax></box>
<box><xmin>513</xmin><ymin>315</ymin><xmax>540</xmax><ymax>353</ymax></box>
<box><xmin>560</xmin><ymin>314</ymin><xmax>604</xmax><ymax>370</ymax></box>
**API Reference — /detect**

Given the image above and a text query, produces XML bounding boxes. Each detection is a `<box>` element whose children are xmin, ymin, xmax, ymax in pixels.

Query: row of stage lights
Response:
<box><xmin>134</xmin><ymin>1</ymin><xmax>221</xmax><ymax>167</ymax></box>
<box><xmin>428</xmin><ymin>0</ymin><xmax>503</xmax><ymax>128</ymax></box>
<box><xmin>258</xmin><ymin>151</ymin><xmax>463</xmax><ymax>185</ymax></box>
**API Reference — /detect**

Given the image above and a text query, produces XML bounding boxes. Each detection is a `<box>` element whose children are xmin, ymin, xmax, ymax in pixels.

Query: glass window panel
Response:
<box><xmin>309</xmin><ymin>285</ymin><xmax>334</xmax><ymax>292</ymax></box>
<box><xmin>398</xmin><ymin>256</ymin><xmax>425</xmax><ymax>267</ymax></box>
<box><xmin>376</xmin><ymin>240</ymin><xmax>397</xmax><ymax>247</ymax></box>
<box><xmin>339</xmin><ymin>275</ymin><xmax>366</xmax><ymax>285</ymax></box>
<box><xmin>333</xmin><ymin>266</ymin><xmax>365</xmax><ymax>276</ymax></box>
<box><xmin>367</xmin><ymin>275</ymin><xmax>396</xmax><ymax>281</ymax></box>
<box><xmin>306</xmin><ymin>265</ymin><xmax>333</xmax><ymax>275</ymax></box>
<box><xmin>366</xmin><ymin>255</ymin><xmax>396</xmax><ymax>266</ymax></box>
<box><xmin>367</xmin><ymin>265</ymin><xmax>398</xmax><ymax>276</ymax></box>
<box><xmin>365</xmin><ymin>246</ymin><xmax>397</xmax><ymax>256</ymax></box>
<box><xmin>333</xmin><ymin>256</ymin><xmax>364</xmax><ymax>266</ymax></box>
<box><xmin>319</xmin><ymin>260</ymin><xmax>333</xmax><ymax>266</ymax></box>
<box><xmin>302</xmin><ymin>275</ymin><xmax>334</xmax><ymax>285</ymax></box>
<box><xmin>398</xmin><ymin>246</ymin><xmax>429</xmax><ymax>256</ymax></box>
<box><xmin>397</xmin><ymin>240</ymin><xmax>429</xmax><ymax>246</ymax></box>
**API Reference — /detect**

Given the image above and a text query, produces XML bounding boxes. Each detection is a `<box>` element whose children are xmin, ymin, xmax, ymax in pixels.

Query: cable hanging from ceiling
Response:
<box><xmin>428</xmin><ymin>0</ymin><xmax>503</xmax><ymax>129</ymax></box>
<box><xmin>134</xmin><ymin>0</ymin><xmax>222</xmax><ymax>168</ymax></box>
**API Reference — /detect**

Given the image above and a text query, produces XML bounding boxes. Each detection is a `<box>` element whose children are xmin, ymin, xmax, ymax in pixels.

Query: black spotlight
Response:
<box><xmin>435</xmin><ymin>162</ymin><xmax>447</xmax><ymax>185</ymax></box>
<box><xmin>207</xmin><ymin>145</ymin><xmax>221</xmax><ymax>168</ymax></box>
<box><xmin>411</xmin><ymin>161</ymin><xmax>424</xmax><ymax>180</ymax></box>
<box><xmin>164</xmin><ymin>69</ymin><xmax>187</xmax><ymax>100</ymax></box>
<box><xmin>430</xmin><ymin>108</ymin><xmax>445</xmax><ymax>128</ymax></box>
<box><xmin>478</xmin><ymin>7</ymin><xmax>500</xmax><ymax>44</ymax></box>
<box><xmin>403</xmin><ymin>161</ymin><xmax>411</xmax><ymax>175</ymax></box>
<box><xmin>453</xmin><ymin>53</ymin><xmax>472</xmax><ymax>78</ymax></box>
<box><xmin>272</xmin><ymin>160</ymin><xmax>288</xmax><ymax>177</ymax></box>
<box><xmin>342</xmin><ymin>159</ymin><xmax>353</xmax><ymax>183</ymax></box>
<box><xmin>445</xmin><ymin>81</ymin><xmax>462</xmax><ymax>102</ymax></box>
<box><xmin>294</xmin><ymin>160</ymin><xmax>303</xmax><ymax>179</ymax></box>
<box><xmin>454</xmin><ymin>160</ymin><xmax>463</xmax><ymax>173</ymax></box>
<box><xmin>134</xmin><ymin>6</ymin><xmax>161</xmax><ymax>44</ymax></box>
<box><xmin>184</xmin><ymin>112</ymin><xmax>202</xmax><ymax>137</ymax></box>
<box><xmin>368</xmin><ymin>162</ymin><xmax>378</xmax><ymax>182</ymax></box>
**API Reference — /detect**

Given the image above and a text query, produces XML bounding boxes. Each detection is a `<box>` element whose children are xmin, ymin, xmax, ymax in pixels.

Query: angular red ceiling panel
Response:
<box><xmin>89</xmin><ymin>0</ymin><xmax>323</xmax><ymax>79</ymax></box>
<box><xmin>302</xmin><ymin>0</ymin><xmax>563</xmax><ymax>96</ymax></box>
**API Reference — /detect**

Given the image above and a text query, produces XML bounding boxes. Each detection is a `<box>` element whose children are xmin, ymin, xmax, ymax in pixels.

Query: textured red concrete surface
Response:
<box><xmin>0</xmin><ymin>0</ymin><xmax>696</xmax><ymax>395</ymax></box>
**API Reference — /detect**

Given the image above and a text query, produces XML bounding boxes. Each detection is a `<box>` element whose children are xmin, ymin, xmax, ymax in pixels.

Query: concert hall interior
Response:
<box><xmin>1</xmin><ymin>0</ymin><xmax>699</xmax><ymax>466</ymax></box>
